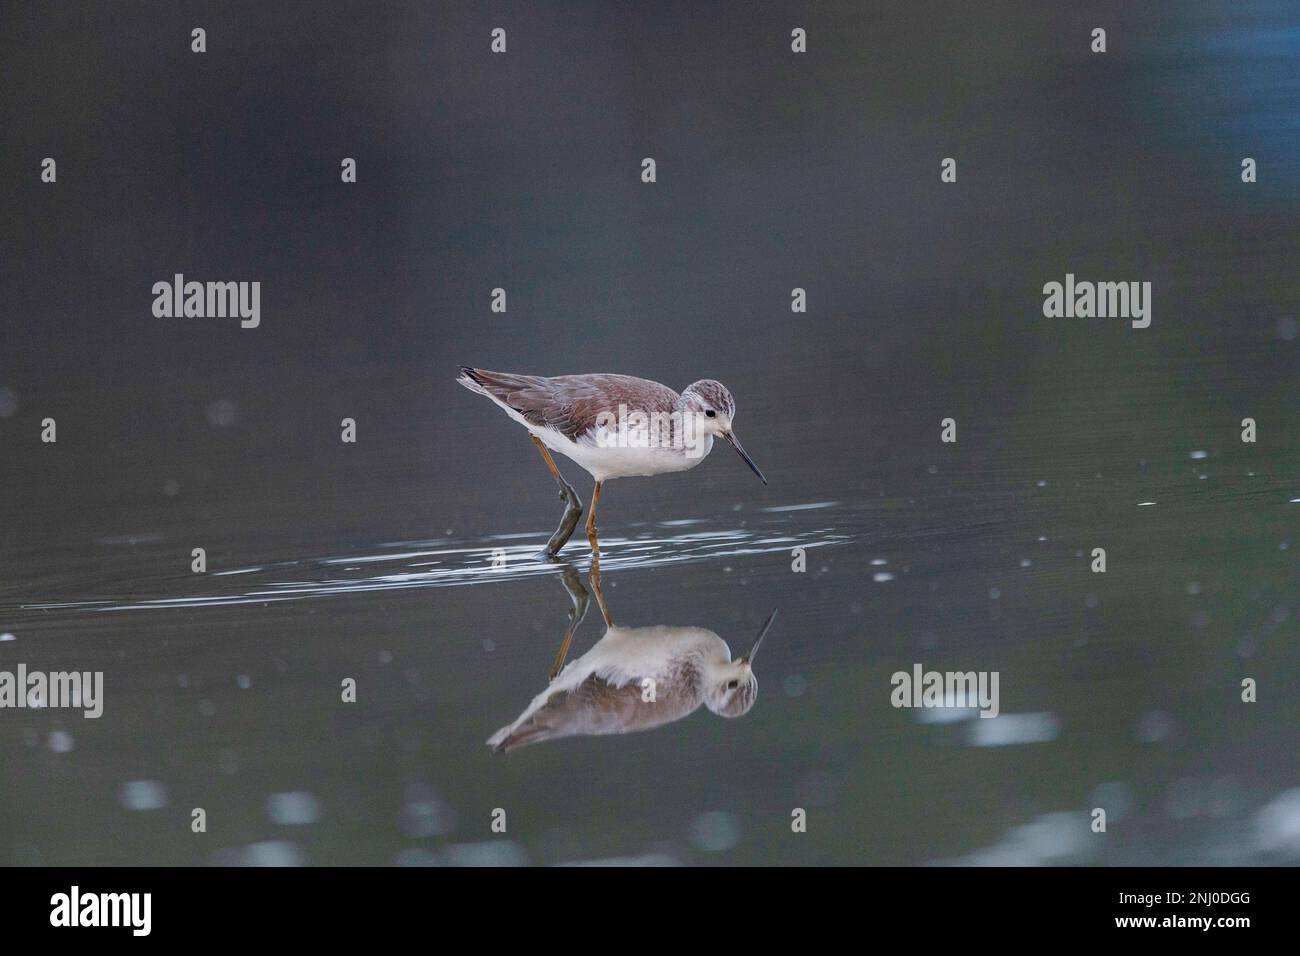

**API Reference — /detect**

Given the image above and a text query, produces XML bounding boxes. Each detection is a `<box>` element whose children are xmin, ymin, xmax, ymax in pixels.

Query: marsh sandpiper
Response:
<box><xmin>457</xmin><ymin>367</ymin><xmax>767</xmax><ymax>556</ymax></box>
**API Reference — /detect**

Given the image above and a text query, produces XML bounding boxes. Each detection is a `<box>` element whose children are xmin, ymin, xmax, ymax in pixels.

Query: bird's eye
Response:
<box><xmin>705</xmin><ymin>409</ymin><xmax>716</xmax><ymax>418</ymax></box>
<box><xmin>727</xmin><ymin>679</ymin><xmax>738</xmax><ymax>689</ymax></box>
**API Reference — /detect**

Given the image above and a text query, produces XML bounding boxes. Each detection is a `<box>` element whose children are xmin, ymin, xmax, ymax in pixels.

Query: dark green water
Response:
<box><xmin>2</xmin><ymin>347</ymin><xmax>1295</xmax><ymax>864</ymax></box>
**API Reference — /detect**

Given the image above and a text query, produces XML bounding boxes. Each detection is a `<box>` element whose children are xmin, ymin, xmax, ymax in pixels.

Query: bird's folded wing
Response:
<box><xmin>488</xmin><ymin>673</ymin><xmax>698</xmax><ymax>751</ymax></box>
<box><xmin>465</xmin><ymin>369</ymin><xmax>679</xmax><ymax>443</ymax></box>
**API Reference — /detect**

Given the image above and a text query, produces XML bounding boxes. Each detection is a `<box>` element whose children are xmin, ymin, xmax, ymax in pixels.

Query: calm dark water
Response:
<box><xmin>2</xmin><ymin>351</ymin><xmax>1296</xmax><ymax>865</ymax></box>
<box><xmin>0</xmin><ymin>1</ymin><xmax>1297</xmax><ymax>865</ymax></box>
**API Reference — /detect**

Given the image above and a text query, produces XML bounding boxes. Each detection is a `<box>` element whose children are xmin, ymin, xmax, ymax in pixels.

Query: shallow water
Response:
<box><xmin>2</xmin><ymin>357</ymin><xmax>1295</xmax><ymax>865</ymax></box>
<box><xmin>1</xmin><ymin>1</ymin><xmax>1298</xmax><ymax>865</ymax></box>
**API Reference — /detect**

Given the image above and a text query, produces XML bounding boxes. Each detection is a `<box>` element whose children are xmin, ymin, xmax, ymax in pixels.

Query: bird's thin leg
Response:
<box><xmin>588</xmin><ymin>554</ymin><xmax>613</xmax><ymax>627</ymax></box>
<box><xmin>585</xmin><ymin>481</ymin><xmax>603</xmax><ymax>553</ymax></box>
<box><xmin>548</xmin><ymin>563</ymin><xmax>590</xmax><ymax>681</ymax></box>
<box><xmin>530</xmin><ymin>435</ymin><xmax>583</xmax><ymax>557</ymax></box>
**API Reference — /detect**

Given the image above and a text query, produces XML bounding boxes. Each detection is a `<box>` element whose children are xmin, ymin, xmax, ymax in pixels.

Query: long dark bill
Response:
<box><xmin>723</xmin><ymin>431</ymin><xmax>767</xmax><ymax>485</ymax></box>
<box><xmin>740</xmin><ymin>609</ymin><xmax>778</xmax><ymax>664</ymax></box>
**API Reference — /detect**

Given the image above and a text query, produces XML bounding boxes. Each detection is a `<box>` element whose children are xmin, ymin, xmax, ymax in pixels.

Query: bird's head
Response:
<box><xmin>705</xmin><ymin>662</ymin><xmax>758</xmax><ymax>718</ymax></box>
<box><xmin>681</xmin><ymin>380</ymin><xmax>766</xmax><ymax>484</ymax></box>
<box><xmin>703</xmin><ymin>610</ymin><xmax>777</xmax><ymax>719</ymax></box>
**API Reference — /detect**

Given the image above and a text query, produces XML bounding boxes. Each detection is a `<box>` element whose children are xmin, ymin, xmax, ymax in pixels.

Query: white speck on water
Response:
<box><xmin>1020</xmin><ymin>558</ymin><xmax>1032</xmax><ymax>568</ymax></box>
<box><xmin>917</xmin><ymin>707</ymin><xmax>978</xmax><ymax>725</ymax></box>
<box><xmin>378</xmin><ymin>650</ymin><xmax>393</xmax><ymax>664</ymax></box>
<box><xmin>441</xmin><ymin>841</ymin><xmax>528</xmax><ymax>866</ymax></box>
<box><xmin>782</xmin><ymin>674</ymin><xmax>808</xmax><ymax>697</ymax></box>
<box><xmin>1138</xmin><ymin>501</ymin><xmax>1157</xmax><ymax>507</ymax></box>
<box><xmin>967</xmin><ymin>713</ymin><xmax>1060</xmax><ymax>747</ymax></box>
<box><xmin>1037</xmin><ymin>536</ymin><xmax>1048</xmax><ymax>542</ymax></box>
<box><xmin>1036</xmin><ymin>479</ymin><xmax>1048</xmax><ymax>488</ymax></box>
<box><xmin>267</xmin><ymin>791</ymin><xmax>321</xmax><ymax>825</ymax></box>
<box><xmin>119</xmin><ymin>780</ymin><xmax>168</xmax><ymax>811</ymax></box>
<box><xmin>915</xmin><ymin>691</ymin><xmax>980</xmax><ymax>724</ymax></box>
<box><xmin>558</xmin><ymin>852</ymin><xmax>681</xmax><ymax>867</ymax></box>
<box><xmin>760</xmin><ymin>501</ymin><xmax>838</xmax><ymax>513</ymax></box>
<box><xmin>48</xmin><ymin>731</ymin><xmax>74</xmax><ymax>753</ymax></box>
<box><xmin>1186</xmin><ymin>581</ymin><xmax>1202</xmax><ymax>595</ymax></box>
<box><xmin>236</xmin><ymin>674</ymin><xmax>252</xmax><ymax>689</ymax></box>
<box><xmin>1084</xmin><ymin>593</ymin><xmax>1099</xmax><ymax>608</ymax></box>
<box><xmin>400</xmin><ymin>784</ymin><xmax>456</xmax><ymax>838</ymax></box>
<box><xmin>481</xmin><ymin>639</ymin><xmax>495</xmax><ymax>652</ymax></box>
<box><xmin>689</xmin><ymin>810</ymin><xmax>742</xmax><ymax>852</ymax></box>
<box><xmin>988</xmin><ymin>588</ymin><xmax>1001</xmax><ymax>600</ymax></box>
<box><xmin>872</xmin><ymin>572</ymin><xmax>894</xmax><ymax>583</ymax></box>
<box><xmin>176</xmin><ymin>673</ymin><xmax>189</xmax><ymax>688</ymax></box>
<box><xmin>0</xmin><ymin>632</ymin><xmax>14</xmax><ymax>642</ymax></box>
<box><xmin>1254</xmin><ymin>787</ymin><xmax>1300</xmax><ymax>854</ymax></box>
<box><xmin>932</xmin><ymin>811</ymin><xmax>1088</xmax><ymax>866</ymax></box>
<box><xmin>214</xmin><ymin>840</ymin><xmax>305</xmax><ymax>867</ymax></box>
<box><xmin>1137</xmin><ymin>710</ymin><xmax>1174</xmax><ymax>744</ymax></box>
<box><xmin>870</xmin><ymin>558</ymin><xmax>888</xmax><ymax>566</ymax></box>
<box><xmin>1190</xmin><ymin>450</ymin><xmax>1208</xmax><ymax>460</ymax></box>
<box><xmin>393</xmin><ymin>848</ymin><xmax>443</xmax><ymax>866</ymax></box>
<box><xmin>206</xmin><ymin>398</ymin><xmax>237</xmax><ymax>428</ymax></box>
<box><xmin>927</xmin><ymin>464</ymin><xmax>938</xmax><ymax>474</ymax></box>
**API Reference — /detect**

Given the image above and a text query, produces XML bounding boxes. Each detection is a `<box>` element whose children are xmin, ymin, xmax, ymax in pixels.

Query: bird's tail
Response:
<box><xmin>458</xmin><ymin>366</ymin><xmax>544</xmax><ymax>394</ymax></box>
<box><xmin>457</xmin><ymin>365</ymin><xmax>490</xmax><ymax>396</ymax></box>
<box><xmin>486</xmin><ymin>717</ymin><xmax>554</xmax><ymax>754</ymax></box>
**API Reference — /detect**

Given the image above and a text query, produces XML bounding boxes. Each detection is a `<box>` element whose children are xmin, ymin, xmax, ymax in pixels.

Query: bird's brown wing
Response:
<box><xmin>488</xmin><ymin>672</ymin><xmax>701</xmax><ymax>753</ymax></box>
<box><xmin>460</xmin><ymin>368</ymin><xmax>680</xmax><ymax>443</ymax></box>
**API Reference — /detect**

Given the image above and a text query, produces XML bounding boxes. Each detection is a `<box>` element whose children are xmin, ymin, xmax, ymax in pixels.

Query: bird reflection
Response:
<box><xmin>488</xmin><ymin>560</ymin><xmax>777</xmax><ymax>753</ymax></box>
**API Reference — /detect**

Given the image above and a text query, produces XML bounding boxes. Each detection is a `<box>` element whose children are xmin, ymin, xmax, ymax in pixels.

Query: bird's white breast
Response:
<box><xmin>535</xmin><ymin>426</ymin><xmax>713</xmax><ymax>482</ymax></box>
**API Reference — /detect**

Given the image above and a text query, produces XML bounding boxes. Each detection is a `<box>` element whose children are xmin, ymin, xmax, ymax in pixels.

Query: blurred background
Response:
<box><xmin>0</xmin><ymin>1</ymin><xmax>1296</xmax><ymax>864</ymax></box>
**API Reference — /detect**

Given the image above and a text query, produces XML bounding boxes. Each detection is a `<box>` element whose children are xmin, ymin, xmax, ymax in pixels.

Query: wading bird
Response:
<box><xmin>457</xmin><ymin>367</ymin><xmax>767</xmax><ymax>556</ymax></box>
